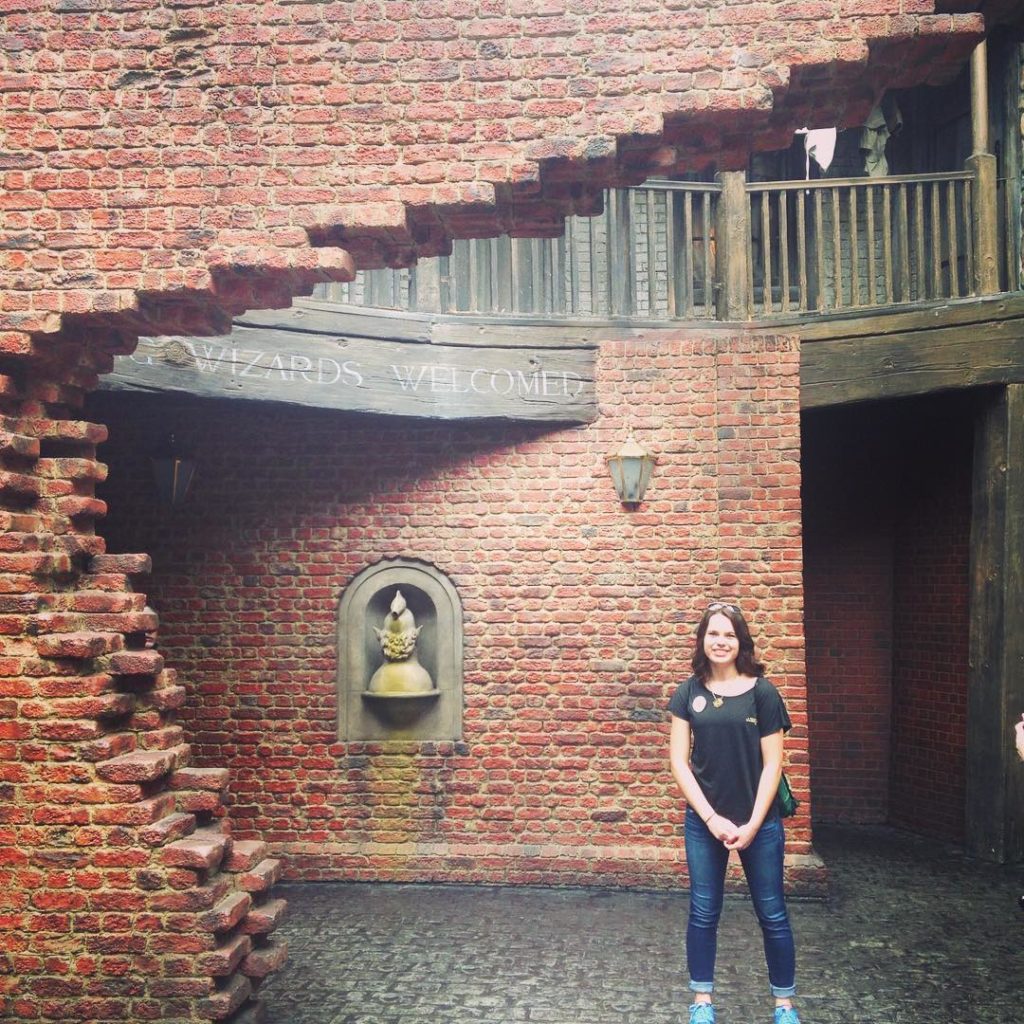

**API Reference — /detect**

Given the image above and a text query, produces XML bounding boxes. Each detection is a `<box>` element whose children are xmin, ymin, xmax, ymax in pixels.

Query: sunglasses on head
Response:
<box><xmin>706</xmin><ymin>602</ymin><xmax>739</xmax><ymax>614</ymax></box>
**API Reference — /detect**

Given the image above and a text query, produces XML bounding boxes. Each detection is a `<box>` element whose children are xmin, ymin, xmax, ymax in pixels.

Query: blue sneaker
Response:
<box><xmin>689</xmin><ymin>1003</ymin><xmax>716</xmax><ymax>1024</ymax></box>
<box><xmin>774</xmin><ymin>1007</ymin><xmax>801</xmax><ymax>1024</ymax></box>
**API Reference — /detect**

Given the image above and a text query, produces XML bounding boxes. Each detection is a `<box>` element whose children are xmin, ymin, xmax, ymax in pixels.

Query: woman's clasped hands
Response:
<box><xmin>707</xmin><ymin>813</ymin><xmax>758</xmax><ymax>850</ymax></box>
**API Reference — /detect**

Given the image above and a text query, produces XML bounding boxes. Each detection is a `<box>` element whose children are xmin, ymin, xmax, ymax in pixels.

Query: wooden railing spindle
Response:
<box><xmin>849</xmin><ymin>187</ymin><xmax>861</xmax><ymax>308</ymax></box>
<box><xmin>898</xmin><ymin>184</ymin><xmax>911</xmax><ymax>303</ymax></box>
<box><xmin>866</xmin><ymin>184</ymin><xmax>877</xmax><ymax>306</ymax></box>
<box><xmin>948</xmin><ymin>182</ymin><xmax>960</xmax><ymax>298</ymax></box>
<box><xmin>796</xmin><ymin>190</ymin><xmax>808</xmax><ymax>312</ymax></box>
<box><xmin>830</xmin><ymin>187</ymin><xmax>842</xmax><ymax>308</ymax></box>
<box><xmin>914</xmin><ymin>183</ymin><xmax>926</xmax><ymax>299</ymax></box>
<box><xmin>814</xmin><ymin>189</ymin><xmax>826</xmax><ymax>312</ymax></box>
<box><xmin>761</xmin><ymin>191</ymin><xmax>773</xmax><ymax>314</ymax></box>
<box><xmin>882</xmin><ymin>186</ymin><xmax>893</xmax><ymax>305</ymax></box>
<box><xmin>702</xmin><ymin>191</ymin><xmax>714</xmax><ymax>318</ymax></box>
<box><xmin>779</xmin><ymin>191</ymin><xmax>790</xmax><ymax>313</ymax></box>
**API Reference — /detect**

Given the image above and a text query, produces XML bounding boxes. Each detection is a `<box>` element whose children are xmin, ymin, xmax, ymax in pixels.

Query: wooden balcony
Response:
<box><xmin>315</xmin><ymin>169</ymin><xmax>1019</xmax><ymax>324</ymax></box>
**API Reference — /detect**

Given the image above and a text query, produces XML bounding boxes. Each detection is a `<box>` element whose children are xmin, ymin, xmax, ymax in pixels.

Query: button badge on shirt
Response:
<box><xmin>693</xmin><ymin>695</ymin><xmax>707</xmax><ymax>713</ymax></box>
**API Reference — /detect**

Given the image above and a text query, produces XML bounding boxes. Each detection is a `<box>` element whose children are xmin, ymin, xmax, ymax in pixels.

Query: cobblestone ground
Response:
<box><xmin>262</xmin><ymin>826</ymin><xmax>1024</xmax><ymax>1024</ymax></box>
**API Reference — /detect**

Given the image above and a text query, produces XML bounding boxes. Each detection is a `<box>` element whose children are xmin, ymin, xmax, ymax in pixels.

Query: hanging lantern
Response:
<box><xmin>606</xmin><ymin>434</ymin><xmax>656</xmax><ymax>506</ymax></box>
<box><xmin>151</xmin><ymin>435</ymin><xmax>196</xmax><ymax>508</ymax></box>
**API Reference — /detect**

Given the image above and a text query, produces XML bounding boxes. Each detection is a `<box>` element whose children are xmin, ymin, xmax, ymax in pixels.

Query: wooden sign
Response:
<box><xmin>104</xmin><ymin>324</ymin><xmax>597</xmax><ymax>423</ymax></box>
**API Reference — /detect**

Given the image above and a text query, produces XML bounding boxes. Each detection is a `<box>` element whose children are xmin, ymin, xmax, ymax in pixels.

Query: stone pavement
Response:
<box><xmin>261</xmin><ymin>826</ymin><xmax>1024</xmax><ymax>1024</ymax></box>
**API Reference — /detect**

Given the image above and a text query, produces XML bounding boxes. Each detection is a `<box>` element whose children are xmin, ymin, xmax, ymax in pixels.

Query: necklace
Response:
<box><xmin>709</xmin><ymin>688</ymin><xmax>726</xmax><ymax>708</ymax></box>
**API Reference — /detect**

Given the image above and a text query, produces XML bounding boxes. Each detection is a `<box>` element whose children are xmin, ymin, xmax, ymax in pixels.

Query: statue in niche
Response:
<box><xmin>367</xmin><ymin>590</ymin><xmax>435</xmax><ymax>695</ymax></box>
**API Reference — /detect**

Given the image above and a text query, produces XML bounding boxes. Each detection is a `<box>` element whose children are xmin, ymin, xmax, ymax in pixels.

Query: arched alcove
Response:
<box><xmin>337</xmin><ymin>558</ymin><xmax>463</xmax><ymax>741</ymax></box>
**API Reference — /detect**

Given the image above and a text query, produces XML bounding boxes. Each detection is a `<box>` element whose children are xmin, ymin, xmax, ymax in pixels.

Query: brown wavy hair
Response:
<box><xmin>691</xmin><ymin>603</ymin><xmax>766</xmax><ymax>682</ymax></box>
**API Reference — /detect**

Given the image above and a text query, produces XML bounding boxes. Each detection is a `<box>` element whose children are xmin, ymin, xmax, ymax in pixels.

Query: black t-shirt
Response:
<box><xmin>667</xmin><ymin>675</ymin><xmax>792</xmax><ymax>824</ymax></box>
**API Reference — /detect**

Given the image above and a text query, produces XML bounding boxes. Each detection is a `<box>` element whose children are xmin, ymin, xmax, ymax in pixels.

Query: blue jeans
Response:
<box><xmin>684</xmin><ymin>807</ymin><xmax>796</xmax><ymax>998</ymax></box>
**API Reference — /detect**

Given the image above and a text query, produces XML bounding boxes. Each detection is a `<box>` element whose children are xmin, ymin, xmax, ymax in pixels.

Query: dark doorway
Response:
<box><xmin>801</xmin><ymin>391</ymin><xmax>976</xmax><ymax>843</ymax></box>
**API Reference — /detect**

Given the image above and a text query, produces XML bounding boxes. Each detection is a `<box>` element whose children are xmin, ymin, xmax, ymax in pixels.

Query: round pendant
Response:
<box><xmin>712</xmin><ymin>696</ymin><xmax>724</xmax><ymax>708</ymax></box>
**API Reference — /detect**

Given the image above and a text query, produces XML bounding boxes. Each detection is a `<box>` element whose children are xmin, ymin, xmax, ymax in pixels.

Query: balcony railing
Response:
<box><xmin>747</xmin><ymin>172</ymin><xmax>980</xmax><ymax>315</ymax></box>
<box><xmin>315</xmin><ymin>169</ymin><xmax>1017</xmax><ymax>322</ymax></box>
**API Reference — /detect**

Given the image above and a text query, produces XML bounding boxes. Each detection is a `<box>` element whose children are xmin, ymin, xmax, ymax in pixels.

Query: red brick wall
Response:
<box><xmin>0</xmin><ymin>5</ymin><xmax>995</xmax><ymax>1019</ymax></box>
<box><xmin>87</xmin><ymin>329</ymin><xmax>810</xmax><ymax>887</ymax></box>
<box><xmin>889</xmin><ymin>414</ymin><xmax>972</xmax><ymax>842</ymax></box>
<box><xmin>802</xmin><ymin>395</ymin><xmax>972</xmax><ymax>834</ymax></box>
<box><xmin>0</xmin><ymin>3</ymin><xmax>983</xmax><ymax>355</ymax></box>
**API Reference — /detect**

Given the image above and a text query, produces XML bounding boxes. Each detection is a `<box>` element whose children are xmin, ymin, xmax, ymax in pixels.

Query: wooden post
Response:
<box><xmin>714</xmin><ymin>170</ymin><xmax>751</xmax><ymax>320</ymax></box>
<box><xmin>968</xmin><ymin>40</ymin><xmax>1000</xmax><ymax>295</ymax></box>
<box><xmin>967</xmin><ymin>383</ymin><xmax>1024</xmax><ymax>863</ymax></box>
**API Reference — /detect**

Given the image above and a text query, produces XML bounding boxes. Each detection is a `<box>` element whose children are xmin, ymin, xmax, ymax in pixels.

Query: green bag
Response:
<box><xmin>777</xmin><ymin>772</ymin><xmax>799</xmax><ymax>818</ymax></box>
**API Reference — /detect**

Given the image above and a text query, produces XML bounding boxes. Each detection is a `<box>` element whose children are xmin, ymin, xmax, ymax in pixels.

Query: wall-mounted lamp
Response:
<box><xmin>606</xmin><ymin>434</ymin><xmax>656</xmax><ymax>506</ymax></box>
<box><xmin>151</xmin><ymin>435</ymin><xmax>196</xmax><ymax>508</ymax></box>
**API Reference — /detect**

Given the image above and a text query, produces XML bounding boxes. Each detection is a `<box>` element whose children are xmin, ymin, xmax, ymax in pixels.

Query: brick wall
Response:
<box><xmin>0</xmin><ymin>4</ymin><xmax>995</xmax><ymax>1019</ymax></box>
<box><xmin>802</xmin><ymin>395</ymin><xmax>972</xmax><ymax>833</ymax></box>
<box><xmin>889</xmin><ymin>411</ymin><xmax>972</xmax><ymax>842</ymax></box>
<box><xmin>87</xmin><ymin>330</ymin><xmax>811</xmax><ymax>888</ymax></box>
<box><xmin>0</xmin><ymin>2</ymin><xmax>983</xmax><ymax>356</ymax></box>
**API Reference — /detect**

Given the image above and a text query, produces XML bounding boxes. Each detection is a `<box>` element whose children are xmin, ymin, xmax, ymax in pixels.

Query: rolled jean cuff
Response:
<box><xmin>771</xmin><ymin>983</ymin><xmax>796</xmax><ymax>998</ymax></box>
<box><xmin>689</xmin><ymin>981</ymin><xmax>714</xmax><ymax>994</ymax></box>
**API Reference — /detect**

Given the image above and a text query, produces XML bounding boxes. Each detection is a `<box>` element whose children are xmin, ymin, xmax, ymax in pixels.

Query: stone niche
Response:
<box><xmin>337</xmin><ymin>558</ymin><xmax>463</xmax><ymax>741</ymax></box>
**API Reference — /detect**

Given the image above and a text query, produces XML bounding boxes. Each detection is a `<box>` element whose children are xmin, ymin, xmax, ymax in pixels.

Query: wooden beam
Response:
<box><xmin>966</xmin><ymin>383</ymin><xmax>1024</xmax><ymax>863</ymax></box>
<box><xmin>800</xmin><ymin>315</ymin><xmax>1024</xmax><ymax>407</ymax></box>
<box><xmin>103</xmin><ymin>327</ymin><xmax>598</xmax><ymax>424</ymax></box>
<box><xmin>796</xmin><ymin>292</ymin><xmax>1024</xmax><ymax>343</ymax></box>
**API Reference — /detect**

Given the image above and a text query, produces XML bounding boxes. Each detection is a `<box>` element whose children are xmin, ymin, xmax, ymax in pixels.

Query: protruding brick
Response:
<box><xmin>237</xmin><ymin>859</ymin><xmax>282</xmax><ymax>894</ymax></box>
<box><xmin>200</xmin><ymin>891</ymin><xmax>252</xmax><ymax>933</ymax></box>
<box><xmin>23</xmin><ymin>419</ymin><xmax>107</xmax><ymax>446</ymax></box>
<box><xmin>0</xmin><ymin>470</ymin><xmax>40</xmax><ymax>499</ymax></box>
<box><xmin>179</xmin><ymin>788</ymin><xmax>227</xmax><ymax>814</ymax></box>
<box><xmin>0</xmin><ymin>431</ymin><xmax>40</xmax><ymax>459</ymax></box>
<box><xmin>88</xmin><ymin>553</ymin><xmax>152</xmax><ymax>575</ymax></box>
<box><xmin>36</xmin><ymin>631</ymin><xmax>123</xmax><ymax>659</ymax></box>
<box><xmin>92</xmin><ymin>792</ymin><xmax>177</xmax><ymax>826</ymax></box>
<box><xmin>0</xmin><ymin>552</ymin><xmax>71</xmax><ymax>576</ymax></box>
<box><xmin>240</xmin><ymin>938</ymin><xmax>288</xmax><ymax>980</ymax></box>
<box><xmin>151</xmin><ymin>876</ymin><xmax>232</xmax><ymax>913</ymax></box>
<box><xmin>198</xmin><ymin>932</ymin><xmax>253</xmax><ymax>977</ymax></box>
<box><xmin>39</xmin><ymin>591</ymin><xmax>146</xmax><ymax>614</ymax></box>
<box><xmin>140</xmin><ymin>811</ymin><xmax>197</xmax><ymax>847</ymax></box>
<box><xmin>162</xmin><ymin>827</ymin><xmax>231</xmax><ymax>871</ymax></box>
<box><xmin>109</xmin><ymin>649</ymin><xmax>165</xmax><ymax>676</ymax></box>
<box><xmin>224</xmin><ymin>840</ymin><xmax>268</xmax><ymax>873</ymax></box>
<box><xmin>54</xmin><ymin>495</ymin><xmax>107</xmax><ymax>520</ymax></box>
<box><xmin>50</xmin><ymin>691</ymin><xmax>132</xmax><ymax>719</ymax></box>
<box><xmin>138</xmin><ymin>724</ymin><xmax>185</xmax><ymax>751</ymax></box>
<box><xmin>198</xmin><ymin>972</ymin><xmax>252</xmax><ymax>1021</ymax></box>
<box><xmin>172</xmin><ymin>766</ymin><xmax>230</xmax><ymax>792</ymax></box>
<box><xmin>81</xmin><ymin>731</ymin><xmax>136</xmax><ymax>762</ymax></box>
<box><xmin>96</xmin><ymin>746</ymin><xmax>179</xmax><ymax>784</ymax></box>
<box><xmin>147</xmin><ymin>683</ymin><xmax>187</xmax><ymax>711</ymax></box>
<box><xmin>238</xmin><ymin>898</ymin><xmax>287</xmax><ymax>936</ymax></box>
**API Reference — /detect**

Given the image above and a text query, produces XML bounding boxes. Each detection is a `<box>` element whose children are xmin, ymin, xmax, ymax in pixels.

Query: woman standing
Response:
<box><xmin>668</xmin><ymin>602</ymin><xmax>800</xmax><ymax>1024</ymax></box>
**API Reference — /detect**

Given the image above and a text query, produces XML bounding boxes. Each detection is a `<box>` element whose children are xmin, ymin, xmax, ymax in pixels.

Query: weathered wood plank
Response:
<box><xmin>796</xmin><ymin>292</ymin><xmax>1024</xmax><ymax>342</ymax></box>
<box><xmin>800</xmin><ymin>316</ymin><xmax>1024</xmax><ymax>407</ymax></box>
<box><xmin>103</xmin><ymin>328</ymin><xmax>597</xmax><ymax>423</ymax></box>
<box><xmin>966</xmin><ymin>383</ymin><xmax>1024</xmax><ymax>863</ymax></box>
<box><xmin>237</xmin><ymin>301</ymin><xmax>435</xmax><ymax>343</ymax></box>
